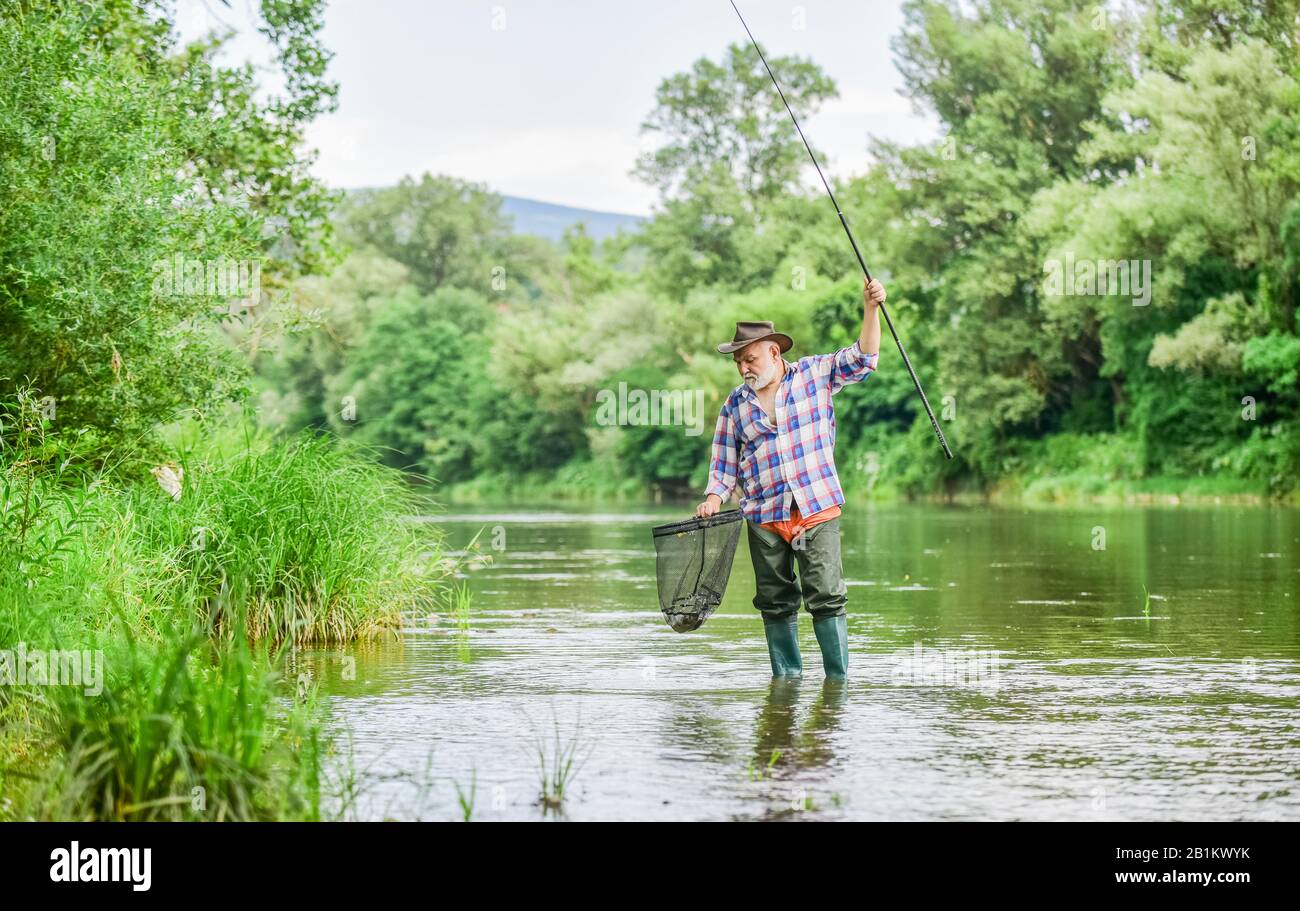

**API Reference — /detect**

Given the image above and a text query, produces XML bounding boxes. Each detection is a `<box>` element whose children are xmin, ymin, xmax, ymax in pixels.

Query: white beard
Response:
<box><xmin>744</xmin><ymin>361</ymin><xmax>780</xmax><ymax>390</ymax></box>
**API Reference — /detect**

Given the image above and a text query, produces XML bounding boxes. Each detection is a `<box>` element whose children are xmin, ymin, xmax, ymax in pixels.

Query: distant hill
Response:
<box><xmin>339</xmin><ymin>185</ymin><xmax>646</xmax><ymax>244</ymax></box>
<box><xmin>500</xmin><ymin>195</ymin><xmax>646</xmax><ymax>242</ymax></box>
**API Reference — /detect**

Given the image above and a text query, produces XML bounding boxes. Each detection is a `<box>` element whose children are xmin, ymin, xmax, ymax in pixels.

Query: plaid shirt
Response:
<box><xmin>704</xmin><ymin>340</ymin><xmax>878</xmax><ymax>523</ymax></box>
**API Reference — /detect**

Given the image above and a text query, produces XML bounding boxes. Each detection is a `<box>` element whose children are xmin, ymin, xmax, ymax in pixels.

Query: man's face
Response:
<box><xmin>734</xmin><ymin>340</ymin><xmax>781</xmax><ymax>390</ymax></box>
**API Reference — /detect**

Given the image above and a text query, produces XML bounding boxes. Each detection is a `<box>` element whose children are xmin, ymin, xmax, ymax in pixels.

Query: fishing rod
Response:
<box><xmin>728</xmin><ymin>0</ymin><xmax>954</xmax><ymax>460</ymax></box>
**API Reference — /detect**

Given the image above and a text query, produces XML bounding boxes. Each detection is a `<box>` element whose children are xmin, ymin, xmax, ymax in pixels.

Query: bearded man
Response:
<box><xmin>696</xmin><ymin>278</ymin><xmax>886</xmax><ymax>678</ymax></box>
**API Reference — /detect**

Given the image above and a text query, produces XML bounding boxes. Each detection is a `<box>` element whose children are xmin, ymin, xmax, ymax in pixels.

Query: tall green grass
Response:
<box><xmin>1</xmin><ymin>406</ymin><xmax>447</xmax><ymax>644</ymax></box>
<box><xmin>20</xmin><ymin>627</ymin><xmax>331</xmax><ymax>822</ymax></box>
<box><xmin>1</xmin><ymin>394</ymin><xmax>453</xmax><ymax>820</ymax></box>
<box><xmin>125</xmin><ymin>431</ymin><xmax>442</xmax><ymax>644</ymax></box>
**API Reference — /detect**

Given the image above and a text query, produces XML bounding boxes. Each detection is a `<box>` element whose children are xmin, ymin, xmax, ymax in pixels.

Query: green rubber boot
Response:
<box><xmin>762</xmin><ymin>617</ymin><xmax>803</xmax><ymax>677</ymax></box>
<box><xmin>812</xmin><ymin>614</ymin><xmax>849</xmax><ymax>679</ymax></box>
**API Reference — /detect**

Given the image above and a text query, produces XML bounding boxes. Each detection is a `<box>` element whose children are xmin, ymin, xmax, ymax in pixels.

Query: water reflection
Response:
<box><xmin>741</xmin><ymin>678</ymin><xmax>849</xmax><ymax>819</ymax></box>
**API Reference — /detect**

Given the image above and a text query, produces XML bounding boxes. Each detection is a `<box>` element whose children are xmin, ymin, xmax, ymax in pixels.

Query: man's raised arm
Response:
<box><xmin>860</xmin><ymin>277</ymin><xmax>884</xmax><ymax>358</ymax></box>
<box><xmin>818</xmin><ymin>278</ymin><xmax>886</xmax><ymax>394</ymax></box>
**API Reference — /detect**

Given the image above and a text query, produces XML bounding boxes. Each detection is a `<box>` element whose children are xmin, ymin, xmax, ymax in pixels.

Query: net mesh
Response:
<box><xmin>651</xmin><ymin>510</ymin><xmax>744</xmax><ymax>632</ymax></box>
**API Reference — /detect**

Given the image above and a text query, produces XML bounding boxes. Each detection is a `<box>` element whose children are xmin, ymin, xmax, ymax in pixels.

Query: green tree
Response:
<box><xmin>257</xmin><ymin>251</ymin><xmax>413</xmax><ymax>432</ymax></box>
<box><xmin>336</xmin><ymin>175</ymin><xmax>511</xmax><ymax>294</ymax></box>
<box><xmin>1027</xmin><ymin>34</ymin><xmax>1300</xmax><ymax>476</ymax></box>
<box><xmin>636</xmin><ymin>42</ymin><xmax>837</xmax><ymax>205</ymax></box>
<box><xmin>633</xmin><ymin>43</ymin><xmax>842</xmax><ymax>298</ymax></box>
<box><xmin>867</xmin><ymin>0</ymin><xmax>1134</xmax><ymax>483</ymax></box>
<box><xmin>0</xmin><ymin>0</ymin><xmax>338</xmax><ymax>451</ymax></box>
<box><xmin>329</xmin><ymin>287</ymin><xmax>492</xmax><ymax>480</ymax></box>
<box><xmin>329</xmin><ymin>284</ymin><xmax>586</xmax><ymax>481</ymax></box>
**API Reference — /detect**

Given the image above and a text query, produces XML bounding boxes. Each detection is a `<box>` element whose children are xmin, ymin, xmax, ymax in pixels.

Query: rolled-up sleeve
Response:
<box><xmin>817</xmin><ymin>339</ymin><xmax>878</xmax><ymax>394</ymax></box>
<box><xmin>704</xmin><ymin>401</ymin><xmax>739</xmax><ymax>501</ymax></box>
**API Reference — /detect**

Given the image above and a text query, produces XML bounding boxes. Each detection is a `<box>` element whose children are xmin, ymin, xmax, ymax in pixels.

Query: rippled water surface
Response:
<box><xmin>312</xmin><ymin>504</ymin><xmax>1300</xmax><ymax>820</ymax></box>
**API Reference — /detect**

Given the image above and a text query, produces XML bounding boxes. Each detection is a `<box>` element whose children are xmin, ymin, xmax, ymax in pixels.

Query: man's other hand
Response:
<box><xmin>695</xmin><ymin>494</ymin><xmax>722</xmax><ymax>518</ymax></box>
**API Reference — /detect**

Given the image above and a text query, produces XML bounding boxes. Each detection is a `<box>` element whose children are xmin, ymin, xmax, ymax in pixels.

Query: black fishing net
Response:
<box><xmin>651</xmin><ymin>510</ymin><xmax>744</xmax><ymax>632</ymax></box>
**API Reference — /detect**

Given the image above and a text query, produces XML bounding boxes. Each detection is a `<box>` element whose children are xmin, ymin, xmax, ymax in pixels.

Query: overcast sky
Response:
<box><xmin>177</xmin><ymin>0</ymin><xmax>940</xmax><ymax>216</ymax></box>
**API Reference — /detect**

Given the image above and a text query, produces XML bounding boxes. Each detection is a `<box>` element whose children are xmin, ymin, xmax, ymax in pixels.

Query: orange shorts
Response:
<box><xmin>760</xmin><ymin>504</ymin><xmax>841</xmax><ymax>544</ymax></box>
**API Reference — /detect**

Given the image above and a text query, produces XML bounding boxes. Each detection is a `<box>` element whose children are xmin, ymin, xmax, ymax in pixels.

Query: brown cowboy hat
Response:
<box><xmin>716</xmin><ymin>320</ymin><xmax>793</xmax><ymax>355</ymax></box>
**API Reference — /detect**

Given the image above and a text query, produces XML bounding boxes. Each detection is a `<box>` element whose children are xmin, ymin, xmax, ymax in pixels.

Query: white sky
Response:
<box><xmin>176</xmin><ymin>0</ymin><xmax>940</xmax><ymax>216</ymax></box>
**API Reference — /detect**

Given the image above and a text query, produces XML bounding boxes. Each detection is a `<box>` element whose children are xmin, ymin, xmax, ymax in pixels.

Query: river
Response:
<box><xmin>312</xmin><ymin>502</ymin><xmax>1300</xmax><ymax>821</ymax></box>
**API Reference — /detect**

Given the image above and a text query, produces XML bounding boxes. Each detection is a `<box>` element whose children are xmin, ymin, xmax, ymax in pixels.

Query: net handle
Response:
<box><xmin>651</xmin><ymin>509</ymin><xmax>744</xmax><ymax>538</ymax></box>
<box><xmin>691</xmin><ymin>519</ymin><xmax>708</xmax><ymax>597</ymax></box>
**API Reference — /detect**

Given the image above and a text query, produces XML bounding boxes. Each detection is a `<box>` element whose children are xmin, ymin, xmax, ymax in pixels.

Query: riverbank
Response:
<box><xmin>0</xmin><ymin>409</ymin><xmax>456</xmax><ymax>820</ymax></box>
<box><xmin>440</xmin><ymin>464</ymin><xmax>1290</xmax><ymax>508</ymax></box>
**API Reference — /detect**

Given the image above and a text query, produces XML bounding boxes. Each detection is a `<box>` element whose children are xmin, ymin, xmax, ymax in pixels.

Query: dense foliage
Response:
<box><xmin>0</xmin><ymin>0</ymin><xmax>337</xmax><ymax>452</ymax></box>
<box><xmin>260</xmin><ymin>0</ymin><xmax>1298</xmax><ymax>500</ymax></box>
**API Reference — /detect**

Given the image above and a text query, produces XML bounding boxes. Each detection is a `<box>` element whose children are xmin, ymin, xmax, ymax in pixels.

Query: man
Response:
<box><xmin>696</xmin><ymin>278</ymin><xmax>886</xmax><ymax>679</ymax></box>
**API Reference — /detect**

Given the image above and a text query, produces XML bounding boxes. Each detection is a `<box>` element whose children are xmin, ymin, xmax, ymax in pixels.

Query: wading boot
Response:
<box><xmin>762</xmin><ymin>616</ymin><xmax>803</xmax><ymax>677</ymax></box>
<box><xmin>812</xmin><ymin>614</ymin><xmax>848</xmax><ymax>679</ymax></box>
